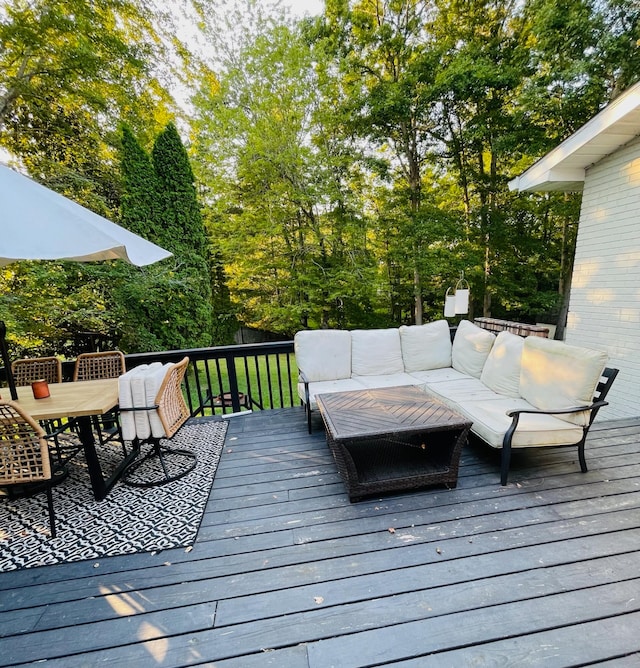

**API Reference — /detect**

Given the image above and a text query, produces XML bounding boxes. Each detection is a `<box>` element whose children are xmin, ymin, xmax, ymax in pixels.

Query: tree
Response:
<box><xmin>113</xmin><ymin>122</ymin><xmax>214</xmax><ymax>351</ymax></box>
<box><xmin>192</xmin><ymin>4</ymin><xmax>380</xmax><ymax>335</ymax></box>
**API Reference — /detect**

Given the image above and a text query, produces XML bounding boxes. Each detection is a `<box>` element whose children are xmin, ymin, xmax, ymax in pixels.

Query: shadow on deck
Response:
<box><xmin>1</xmin><ymin>407</ymin><xmax>640</xmax><ymax>666</ymax></box>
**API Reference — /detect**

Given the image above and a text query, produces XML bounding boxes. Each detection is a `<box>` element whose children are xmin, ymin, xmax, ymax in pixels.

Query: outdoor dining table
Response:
<box><xmin>0</xmin><ymin>378</ymin><xmax>136</xmax><ymax>501</ymax></box>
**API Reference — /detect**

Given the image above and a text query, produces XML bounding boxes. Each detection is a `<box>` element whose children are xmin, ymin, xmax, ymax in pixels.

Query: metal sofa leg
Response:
<box><xmin>500</xmin><ymin>443</ymin><xmax>512</xmax><ymax>486</ymax></box>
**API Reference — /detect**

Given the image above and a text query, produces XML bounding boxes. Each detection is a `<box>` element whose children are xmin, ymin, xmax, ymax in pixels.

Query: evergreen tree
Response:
<box><xmin>152</xmin><ymin>122</ymin><xmax>210</xmax><ymax>258</ymax></box>
<box><xmin>119</xmin><ymin>125</ymin><xmax>159</xmax><ymax>240</ymax></box>
<box><xmin>113</xmin><ymin>123</ymin><xmax>215</xmax><ymax>351</ymax></box>
<box><xmin>151</xmin><ymin>122</ymin><xmax>214</xmax><ymax>345</ymax></box>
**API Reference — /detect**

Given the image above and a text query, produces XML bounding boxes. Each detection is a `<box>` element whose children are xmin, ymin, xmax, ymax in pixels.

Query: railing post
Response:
<box><xmin>226</xmin><ymin>353</ymin><xmax>242</xmax><ymax>413</ymax></box>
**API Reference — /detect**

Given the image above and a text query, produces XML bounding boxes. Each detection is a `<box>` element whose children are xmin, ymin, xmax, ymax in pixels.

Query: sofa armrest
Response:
<box><xmin>505</xmin><ymin>401</ymin><xmax>607</xmax><ymax>420</ymax></box>
<box><xmin>500</xmin><ymin>400</ymin><xmax>608</xmax><ymax>486</ymax></box>
<box><xmin>298</xmin><ymin>369</ymin><xmax>313</xmax><ymax>433</ymax></box>
<box><xmin>298</xmin><ymin>369</ymin><xmax>311</xmax><ymax>402</ymax></box>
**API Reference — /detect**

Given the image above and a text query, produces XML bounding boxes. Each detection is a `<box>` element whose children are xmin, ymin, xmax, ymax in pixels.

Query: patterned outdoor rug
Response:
<box><xmin>0</xmin><ymin>419</ymin><xmax>228</xmax><ymax>572</ymax></box>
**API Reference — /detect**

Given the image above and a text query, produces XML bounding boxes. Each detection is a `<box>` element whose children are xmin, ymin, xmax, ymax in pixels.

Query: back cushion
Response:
<box><xmin>399</xmin><ymin>320</ymin><xmax>452</xmax><ymax>372</ymax></box>
<box><xmin>294</xmin><ymin>330</ymin><xmax>352</xmax><ymax>382</ymax></box>
<box><xmin>519</xmin><ymin>337</ymin><xmax>607</xmax><ymax>426</ymax></box>
<box><xmin>452</xmin><ymin>319</ymin><xmax>496</xmax><ymax>379</ymax></box>
<box><xmin>351</xmin><ymin>328</ymin><xmax>404</xmax><ymax>376</ymax></box>
<box><xmin>480</xmin><ymin>331</ymin><xmax>524</xmax><ymax>397</ymax></box>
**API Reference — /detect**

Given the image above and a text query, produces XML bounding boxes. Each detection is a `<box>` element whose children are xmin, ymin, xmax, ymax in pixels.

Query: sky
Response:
<box><xmin>282</xmin><ymin>0</ymin><xmax>324</xmax><ymax>16</ymax></box>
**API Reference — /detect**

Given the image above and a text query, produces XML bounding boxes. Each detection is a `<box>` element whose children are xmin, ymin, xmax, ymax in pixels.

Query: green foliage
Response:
<box><xmin>3</xmin><ymin>0</ymin><xmax>640</xmax><ymax>355</ymax></box>
<box><xmin>116</xmin><ymin>122</ymin><xmax>215</xmax><ymax>350</ymax></box>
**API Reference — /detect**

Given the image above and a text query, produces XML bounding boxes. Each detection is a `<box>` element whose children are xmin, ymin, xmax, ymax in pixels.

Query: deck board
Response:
<box><xmin>1</xmin><ymin>408</ymin><xmax>640</xmax><ymax>666</ymax></box>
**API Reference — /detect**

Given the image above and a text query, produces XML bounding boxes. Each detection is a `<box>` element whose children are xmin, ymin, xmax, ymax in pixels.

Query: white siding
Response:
<box><xmin>566</xmin><ymin>136</ymin><xmax>640</xmax><ymax>419</ymax></box>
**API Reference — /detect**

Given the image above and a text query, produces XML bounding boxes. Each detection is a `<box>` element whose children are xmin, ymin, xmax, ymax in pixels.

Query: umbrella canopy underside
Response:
<box><xmin>0</xmin><ymin>164</ymin><xmax>172</xmax><ymax>267</ymax></box>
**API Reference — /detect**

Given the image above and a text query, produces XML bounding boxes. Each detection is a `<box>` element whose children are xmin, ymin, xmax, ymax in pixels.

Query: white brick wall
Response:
<box><xmin>566</xmin><ymin>136</ymin><xmax>640</xmax><ymax>419</ymax></box>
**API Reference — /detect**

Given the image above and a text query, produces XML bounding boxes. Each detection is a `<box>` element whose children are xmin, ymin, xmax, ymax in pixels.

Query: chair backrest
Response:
<box><xmin>0</xmin><ymin>400</ymin><xmax>51</xmax><ymax>485</ymax></box>
<box><xmin>73</xmin><ymin>350</ymin><xmax>125</xmax><ymax>381</ymax></box>
<box><xmin>12</xmin><ymin>357</ymin><xmax>62</xmax><ymax>386</ymax></box>
<box><xmin>155</xmin><ymin>357</ymin><xmax>191</xmax><ymax>440</ymax></box>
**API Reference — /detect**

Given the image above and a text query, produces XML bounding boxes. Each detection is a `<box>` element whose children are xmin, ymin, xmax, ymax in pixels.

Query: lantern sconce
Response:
<box><xmin>443</xmin><ymin>271</ymin><xmax>470</xmax><ymax>318</ymax></box>
<box><xmin>444</xmin><ymin>287</ymin><xmax>456</xmax><ymax>317</ymax></box>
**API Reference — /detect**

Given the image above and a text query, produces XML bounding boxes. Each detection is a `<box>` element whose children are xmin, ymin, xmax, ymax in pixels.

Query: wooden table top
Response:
<box><xmin>1</xmin><ymin>378</ymin><xmax>119</xmax><ymax>420</ymax></box>
<box><xmin>316</xmin><ymin>385</ymin><xmax>471</xmax><ymax>442</ymax></box>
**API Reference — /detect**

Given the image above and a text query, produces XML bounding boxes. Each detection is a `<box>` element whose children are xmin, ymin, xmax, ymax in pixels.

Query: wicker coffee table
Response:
<box><xmin>316</xmin><ymin>385</ymin><xmax>472</xmax><ymax>501</ymax></box>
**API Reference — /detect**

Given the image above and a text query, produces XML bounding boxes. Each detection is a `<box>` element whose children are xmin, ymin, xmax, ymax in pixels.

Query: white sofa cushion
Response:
<box><xmin>519</xmin><ymin>337</ymin><xmax>607</xmax><ymax>426</ymax></box>
<box><xmin>298</xmin><ymin>378</ymin><xmax>367</xmax><ymax>409</ymax></box>
<box><xmin>294</xmin><ymin>330</ymin><xmax>352</xmax><ymax>382</ymax></box>
<box><xmin>409</xmin><ymin>367</ymin><xmax>469</xmax><ymax>384</ymax></box>
<box><xmin>461</xmin><ymin>397</ymin><xmax>584</xmax><ymax>448</ymax></box>
<box><xmin>351</xmin><ymin>328</ymin><xmax>404</xmax><ymax>376</ymax></box>
<box><xmin>480</xmin><ymin>331</ymin><xmax>524</xmax><ymax>398</ymax></box>
<box><xmin>452</xmin><ymin>319</ymin><xmax>496</xmax><ymax>379</ymax></box>
<box><xmin>351</xmin><ymin>373</ymin><xmax>421</xmax><ymax>389</ymax></box>
<box><xmin>399</xmin><ymin>320</ymin><xmax>452</xmax><ymax>372</ymax></box>
<box><xmin>427</xmin><ymin>377</ymin><xmax>505</xmax><ymax>404</ymax></box>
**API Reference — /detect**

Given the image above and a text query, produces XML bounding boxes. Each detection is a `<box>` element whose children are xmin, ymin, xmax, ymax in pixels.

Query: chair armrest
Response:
<box><xmin>298</xmin><ymin>369</ymin><xmax>310</xmax><ymax>383</ymax></box>
<box><xmin>298</xmin><ymin>369</ymin><xmax>311</xmax><ymax>406</ymax></box>
<box><xmin>119</xmin><ymin>405</ymin><xmax>160</xmax><ymax>412</ymax></box>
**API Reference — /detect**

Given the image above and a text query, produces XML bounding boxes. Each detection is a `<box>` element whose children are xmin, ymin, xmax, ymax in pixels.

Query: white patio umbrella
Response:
<box><xmin>0</xmin><ymin>163</ymin><xmax>172</xmax><ymax>266</ymax></box>
<box><xmin>0</xmin><ymin>163</ymin><xmax>173</xmax><ymax>398</ymax></box>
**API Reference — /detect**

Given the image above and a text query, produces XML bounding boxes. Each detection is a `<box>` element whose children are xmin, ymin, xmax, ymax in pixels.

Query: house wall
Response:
<box><xmin>566</xmin><ymin>135</ymin><xmax>640</xmax><ymax>419</ymax></box>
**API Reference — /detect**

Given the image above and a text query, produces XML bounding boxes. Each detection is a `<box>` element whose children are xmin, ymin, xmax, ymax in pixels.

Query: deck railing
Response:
<box><xmin>122</xmin><ymin>341</ymin><xmax>297</xmax><ymax>417</ymax></box>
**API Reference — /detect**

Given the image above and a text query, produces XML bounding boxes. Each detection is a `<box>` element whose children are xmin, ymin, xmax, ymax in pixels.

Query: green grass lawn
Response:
<box><xmin>188</xmin><ymin>353</ymin><xmax>299</xmax><ymax>415</ymax></box>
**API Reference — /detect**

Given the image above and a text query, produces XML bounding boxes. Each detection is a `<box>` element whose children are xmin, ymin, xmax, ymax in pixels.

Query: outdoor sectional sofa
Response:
<box><xmin>294</xmin><ymin>319</ymin><xmax>618</xmax><ymax>484</ymax></box>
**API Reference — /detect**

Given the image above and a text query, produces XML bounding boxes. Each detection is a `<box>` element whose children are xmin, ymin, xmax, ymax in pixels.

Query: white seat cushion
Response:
<box><xmin>427</xmin><ymin>377</ymin><xmax>504</xmax><ymax>404</ymax></box>
<box><xmin>298</xmin><ymin>378</ymin><xmax>367</xmax><ymax>410</ymax></box>
<box><xmin>118</xmin><ymin>365</ymin><xmax>148</xmax><ymax>442</ymax></box>
<box><xmin>294</xmin><ymin>330</ymin><xmax>352</xmax><ymax>382</ymax></box>
<box><xmin>409</xmin><ymin>367</ymin><xmax>469</xmax><ymax>384</ymax></box>
<box><xmin>399</xmin><ymin>320</ymin><xmax>452</xmax><ymax>372</ymax></box>
<box><xmin>351</xmin><ymin>328</ymin><xmax>404</xmax><ymax>376</ymax></box>
<box><xmin>461</xmin><ymin>397</ymin><xmax>585</xmax><ymax>449</ymax></box>
<box><xmin>519</xmin><ymin>337</ymin><xmax>607</xmax><ymax>426</ymax></box>
<box><xmin>480</xmin><ymin>331</ymin><xmax>524</xmax><ymax>398</ymax></box>
<box><xmin>351</xmin><ymin>373</ymin><xmax>422</xmax><ymax>389</ymax></box>
<box><xmin>452</xmin><ymin>319</ymin><xmax>496</xmax><ymax>379</ymax></box>
<box><xmin>129</xmin><ymin>362</ymin><xmax>162</xmax><ymax>440</ymax></box>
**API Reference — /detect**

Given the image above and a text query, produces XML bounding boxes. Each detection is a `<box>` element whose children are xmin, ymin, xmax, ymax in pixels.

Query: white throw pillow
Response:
<box><xmin>399</xmin><ymin>320</ymin><xmax>452</xmax><ymax>372</ymax></box>
<box><xmin>519</xmin><ymin>337</ymin><xmax>607</xmax><ymax>426</ymax></box>
<box><xmin>294</xmin><ymin>330</ymin><xmax>352</xmax><ymax>382</ymax></box>
<box><xmin>351</xmin><ymin>328</ymin><xmax>404</xmax><ymax>376</ymax></box>
<box><xmin>480</xmin><ymin>331</ymin><xmax>524</xmax><ymax>397</ymax></box>
<box><xmin>452</xmin><ymin>319</ymin><xmax>496</xmax><ymax>379</ymax></box>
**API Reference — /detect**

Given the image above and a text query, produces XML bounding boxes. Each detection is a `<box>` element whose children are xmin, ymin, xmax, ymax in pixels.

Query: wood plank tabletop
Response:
<box><xmin>0</xmin><ymin>378</ymin><xmax>118</xmax><ymax>420</ymax></box>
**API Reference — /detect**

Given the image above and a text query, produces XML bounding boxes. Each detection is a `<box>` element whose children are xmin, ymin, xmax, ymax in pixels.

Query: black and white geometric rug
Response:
<box><xmin>0</xmin><ymin>419</ymin><xmax>228</xmax><ymax>572</ymax></box>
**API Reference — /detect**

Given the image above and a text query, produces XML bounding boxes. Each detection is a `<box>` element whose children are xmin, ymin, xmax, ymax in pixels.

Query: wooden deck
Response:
<box><xmin>2</xmin><ymin>408</ymin><xmax>640</xmax><ymax>666</ymax></box>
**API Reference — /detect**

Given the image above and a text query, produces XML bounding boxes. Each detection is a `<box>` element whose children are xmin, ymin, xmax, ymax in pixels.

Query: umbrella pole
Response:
<box><xmin>0</xmin><ymin>321</ymin><xmax>18</xmax><ymax>400</ymax></box>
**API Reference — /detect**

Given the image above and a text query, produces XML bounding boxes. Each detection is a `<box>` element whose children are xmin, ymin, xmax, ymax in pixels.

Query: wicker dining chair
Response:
<box><xmin>73</xmin><ymin>350</ymin><xmax>126</xmax><ymax>449</ymax></box>
<box><xmin>0</xmin><ymin>400</ymin><xmax>57</xmax><ymax>537</ymax></box>
<box><xmin>73</xmin><ymin>351</ymin><xmax>126</xmax><ymax>381</ymax></box>
<box><xmin>12</xmin><ymin>356</ymin><xmax>62</xmax><ymax>386</ymax></box>
<box><xmin>120</xmin><ymin>357</ymin><xmax>197</xmax><ymax>487</ymax></box>
<box><xmin>11</xmin><ymin>356</ymin><xmax>78</xmax><ymax>464</ymax></box>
